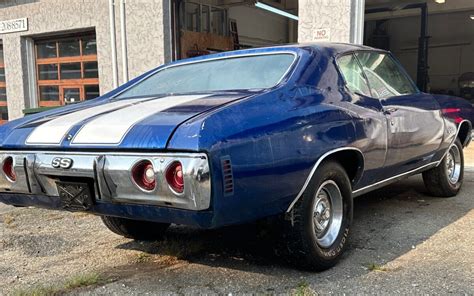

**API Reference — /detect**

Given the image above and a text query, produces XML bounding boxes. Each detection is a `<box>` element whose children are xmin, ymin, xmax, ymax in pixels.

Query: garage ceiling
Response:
<box><xmin>366</xmin><ymin>0</ymin><xmax>474</xmax><ymax>20</ymax></box>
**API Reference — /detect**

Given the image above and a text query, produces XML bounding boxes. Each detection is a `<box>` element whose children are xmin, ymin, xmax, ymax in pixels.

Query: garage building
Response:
<box><xmin>0</xmin><ymin>0</ymin><xmax>472</xmax><ymax>123</ymax></box>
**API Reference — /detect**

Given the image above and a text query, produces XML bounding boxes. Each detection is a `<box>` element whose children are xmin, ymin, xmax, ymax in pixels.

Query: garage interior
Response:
<box><xmin>171</xmin><ymin>0</ymin><xmax>473</xmax><ymax>104</ymax></box>
<box><xmin>364</xmin><ymin>0</ymin><xmax>474</xmax><ymax>102</ymax></box>
<box><xmin>170</xmin><ymin>0</ymin><xmax>298</xmax><ymax>59</ymax></box>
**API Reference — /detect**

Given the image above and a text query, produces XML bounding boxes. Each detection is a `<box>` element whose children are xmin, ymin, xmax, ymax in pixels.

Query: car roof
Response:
<box><xmin>260</xmin><ymin>42</ymin><xmax>388</xmax><ymax>55</ymax></box>
<box><xmin>167</xmin><ymin>43</ymin><xmax>388</xmax><ymax>68</ymax></box>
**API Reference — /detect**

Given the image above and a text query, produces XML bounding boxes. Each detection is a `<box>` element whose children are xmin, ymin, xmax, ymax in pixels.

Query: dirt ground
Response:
<box><xmin>1</xmin><ymin>146</ymin><xmax>473</xmax><ymax>295</ymax></box>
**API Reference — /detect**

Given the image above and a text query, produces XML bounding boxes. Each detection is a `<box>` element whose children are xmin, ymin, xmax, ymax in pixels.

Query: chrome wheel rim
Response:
<box><xmin>446</xmin><ymin>144</ymin><xmax>461</xmax><ymax>184</ymax></box>
<box><xmin>312</xmin><ymin>180</ymin><xmax>343</xmax><ymax>248</ymax></box>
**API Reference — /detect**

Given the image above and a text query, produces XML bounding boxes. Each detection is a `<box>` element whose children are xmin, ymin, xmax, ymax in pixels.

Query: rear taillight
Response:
<box><xmin>2</xmin><ymin>156</ymin><xmax>16</xmax><ymax>182</ymax></box>
<box><xmin>131</xmin><ymin>160</ymin><xmax>156</xmax><ymax>191</ymax></box>
<box><xmin>442</xmin><ymin>108</ymin><xmax>463</xmax><ymax>123</ymax></box>
<box><xmin>166</xmin><ymin>161</ymin><xmax>184</xmax><ymax>194</ymax></box>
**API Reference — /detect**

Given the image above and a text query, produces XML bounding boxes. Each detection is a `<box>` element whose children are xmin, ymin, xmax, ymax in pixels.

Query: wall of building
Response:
<box><xmin>298</xmin><ymin>0</ymin><xmax>352</xmax><ymax>43</ymax></box>
<box><xmin>0</xmin><ymin>0</ymin><xmax>169</xmax><ymax>120</ymax></box>
<box><xmin>380</xmin><ymin>11</ymin><xmax>474</xmax><ymax>94</ymax></box>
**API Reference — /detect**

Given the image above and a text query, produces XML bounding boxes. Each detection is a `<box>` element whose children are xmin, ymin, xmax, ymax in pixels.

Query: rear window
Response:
<box><xmin>116</xmin><ymin>53</ymin><xmax>296</xmax><ymax>98</ymax></box>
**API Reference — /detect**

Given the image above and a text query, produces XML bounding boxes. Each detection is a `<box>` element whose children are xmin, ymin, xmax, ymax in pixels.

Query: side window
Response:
<box><xmin>337</xmin><ymin>54</ymin><xmax>372</xmax><ymax>97</ymax></box>
<box><xmin>356</xmin><ymin>52</ymin><xmax>418</xmax><ymax>99</ymax></box>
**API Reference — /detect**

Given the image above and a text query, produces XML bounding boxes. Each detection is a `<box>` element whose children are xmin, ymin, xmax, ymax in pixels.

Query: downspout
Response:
<box><xmin>350</xmin><ymin>0</ymin><xmax>366</xmax><ymax>45</ymax></box>
<box><xmin>108</xmin><ymin>0</ymin><xmax>119</xmax><ymax>88</ymax></box>
<box><xmin>416</xmin><ymin>3</ymin><xmax>429</xmax><ymax>93</ymax></box>
<box><xmin>120</xmin><ymin>0</ymin><xmax>129</xmax><ymax>83</ymax></box>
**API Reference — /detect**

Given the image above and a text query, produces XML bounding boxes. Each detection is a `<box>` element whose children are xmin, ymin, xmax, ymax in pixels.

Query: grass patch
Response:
<box><xmin>72</xmin><ymin>212</ymin><xmax>91</xmax><ymax>218</ymax></box>
<box><xmin>366</xmin><ymin>263</ymin><xmax>389</xmax><ymax>272</ymax></box>
<box><xmin>134</xmin><ymin>252</ymin><xmax>152</xmax><ymax>263</ymax></box>
<box><xmin>2</xmin><ymin>213</ymin><xmax>16</xmax><ymax>226</ymax></box>
<box><xmin>292</xmin><ymin>281</ymin><xmax>317</xmax><ymax>296</ymax></box>
<box><xmin>12</xmin><ymin>272</ymin><xmax>105</xmax><ymax>296</ymax></box>
<box><xmin>157</xmin><ymin>237</ymin><xmax>205</xmax><ymax>259</ymax></box>
<box><xmin>12</xmin><ymin>285</ymin><xmax>58</xmax><ymax>296</ymax></box>
<box><xmin>64</xmin><ymin>272</ymin><xmax>103</xmax><ymax>289</ymax></box>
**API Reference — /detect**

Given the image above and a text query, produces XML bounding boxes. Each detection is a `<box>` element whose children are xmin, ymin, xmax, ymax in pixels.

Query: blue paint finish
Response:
<box><xmin>0</xmin><ymin>43</ymin><xmax>473</xmax><ymax>228</ymax></box>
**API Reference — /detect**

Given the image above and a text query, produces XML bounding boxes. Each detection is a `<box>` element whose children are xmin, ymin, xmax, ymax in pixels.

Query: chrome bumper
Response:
<box><xmin>0</xmin><ymin>151</ymin><xmax>211</xmax><ymax>211</ymax></box>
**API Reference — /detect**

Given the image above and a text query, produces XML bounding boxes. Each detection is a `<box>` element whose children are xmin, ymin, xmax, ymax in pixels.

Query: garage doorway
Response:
<box><xmin>364</xmin><ymin>0</ymin><xmax>474</xmax><ymax>103</ymax></box>
<box><xmin>171</xmin><ymin>0</ymin><xmax>298</xmax><ymax>60</ymax></box>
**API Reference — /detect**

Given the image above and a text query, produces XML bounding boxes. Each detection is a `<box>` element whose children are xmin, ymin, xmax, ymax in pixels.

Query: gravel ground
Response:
<box><xmin>1</xmin><ymin>147</ymin><xmax>473</xmax><ymax>295</ymax></box>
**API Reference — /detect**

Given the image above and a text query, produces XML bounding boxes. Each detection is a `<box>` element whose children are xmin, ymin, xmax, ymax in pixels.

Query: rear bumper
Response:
<box><xmin>0</xmin><ymin>151</ymin><xmax>213</xmax><ymax>226</ymax></box>
<box><xmin>0</xmin><ymin>192</ymin><xmax>215</xmax><ymax>228</ymax></box>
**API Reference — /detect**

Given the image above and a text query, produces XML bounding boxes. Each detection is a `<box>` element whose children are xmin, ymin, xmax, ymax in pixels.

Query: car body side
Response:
<box><xmin>165</xmin><ymin>45</ymin><xmax>473</xmax><ymax>227</ymax></box>
<box><xmin>0</xmin><ymin>44</ymin><xmax>472</xmax><ymax>229</ymax></box>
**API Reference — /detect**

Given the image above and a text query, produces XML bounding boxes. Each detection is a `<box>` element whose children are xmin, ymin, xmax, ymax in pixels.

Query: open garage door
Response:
<box><xmin>170</xmin><ymin>0</ymin><xmax>298</xmax><ymax>60</ymax></box>
<box><xmin>364</xmin><ymin>0</ymin><xmax>474</xmax><ymax>103</ymax></box>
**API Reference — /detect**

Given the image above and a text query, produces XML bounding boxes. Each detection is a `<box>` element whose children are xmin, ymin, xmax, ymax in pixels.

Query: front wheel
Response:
<box><xmin>101</xmin><ymin>216</ymin><xmax>170</xmax><ymax>240</ymax></box>
<box><xmin>282</xmin><ymin>161</ymin><xmax>353</xmax><ymax>271</ymax></box>
<box><xmin>422</xmin><ymin>139</ymin><xmax>464</xmax><ymax>197</ymax></box>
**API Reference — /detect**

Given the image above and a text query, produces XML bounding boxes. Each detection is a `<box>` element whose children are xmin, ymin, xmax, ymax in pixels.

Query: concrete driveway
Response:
<box><xmin>1</xmin><ymin>148</ymin><xmax>473</xmax><ymax>295</ymax></box>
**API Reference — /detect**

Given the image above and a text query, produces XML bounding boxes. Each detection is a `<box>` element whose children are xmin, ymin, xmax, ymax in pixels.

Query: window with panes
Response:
<box><xmin>35</xmin><ymin>34</ymin><xmax>100</xmax><ymax>107</ymax></box>
<box><xmin>0</xmin><ymin>43</ymin><xmax>8</xmax><ymax>123</ymax></box>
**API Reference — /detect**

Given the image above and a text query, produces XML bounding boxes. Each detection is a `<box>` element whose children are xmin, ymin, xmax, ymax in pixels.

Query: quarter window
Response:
<box><xmin>337</xmin><ymin>54</ymin><xmax>372</xmax><ymax>97</ymax></box>
<box><xmin>35</xmin><ymin>34</ymin><xmax>100</xmax><ymax>106</ymax></box>
<box><xmin>356</xmin><ymin>52</ymin><xmax>418</xmax><ymax>99</ymax></box>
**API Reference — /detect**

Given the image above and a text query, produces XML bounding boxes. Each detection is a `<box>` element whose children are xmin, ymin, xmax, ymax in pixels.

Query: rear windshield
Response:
<box><xmin>116</xmin><ymin>53</ymin><xmax>295</xmax><ymax>98</ymax></box>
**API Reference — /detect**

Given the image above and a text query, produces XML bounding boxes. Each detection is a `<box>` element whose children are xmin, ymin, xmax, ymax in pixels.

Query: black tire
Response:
<box><xmin>422</xmin><ymin>139</ymin><xmax>464</xmax><ymax>197</ymax></box>
<box><xmin>282</xmin><ymin>161</ymin><xmax>353</xmax><ymax>271</ymax></box>
<box><xmin>101</xmin><ymin>216</ymin><xmax>170</xmax><ymax>240</ymax></box>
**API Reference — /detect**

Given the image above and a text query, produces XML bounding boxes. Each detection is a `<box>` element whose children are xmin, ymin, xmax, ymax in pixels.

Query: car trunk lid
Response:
<box><xmin>0</xmin><ymin>92</ymin><xmax>253</xmax><ymax>150</ymax></box>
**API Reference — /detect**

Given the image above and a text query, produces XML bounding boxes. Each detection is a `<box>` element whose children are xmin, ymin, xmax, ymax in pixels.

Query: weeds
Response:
<box><xmin>12</xmin><ymin>272</ymin><xmax>105</xmax><ymax>296</ymax></box>
<box><xmin>64</xmin><ymin>272</ymin><xmax>103</xmax><ymax>289</ymax></box>
<box><xmin>2</xmin><ymin>213</ymin><xmax>16</xmax><ymax>227</ymax></box>
<box><xmin>134</xmin><ymin>252</ymin><xmax>152</xmax><ymax>263</ymax></box>
<box><xmin>366</xmin><ymin>263</ymin><xmax>389</xmax><ymax>272</ymax></box>
<box><xmin>292</xmin><ymin>281</ymin><xmax>317</xmax><ymax>296</ymax></box>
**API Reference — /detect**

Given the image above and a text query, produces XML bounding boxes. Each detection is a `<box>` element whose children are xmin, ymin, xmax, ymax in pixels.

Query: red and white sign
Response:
<box><xmin>314</xmin><ymin>28</ymin><xmax>331</xmax><ymax>42</ymax></box>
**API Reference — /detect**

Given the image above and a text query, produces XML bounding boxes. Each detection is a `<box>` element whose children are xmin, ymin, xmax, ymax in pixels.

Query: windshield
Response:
<box><xmin>116</xmin><ymin>53</ymin><xmax>296</xmax><ymax>98</ymax></box>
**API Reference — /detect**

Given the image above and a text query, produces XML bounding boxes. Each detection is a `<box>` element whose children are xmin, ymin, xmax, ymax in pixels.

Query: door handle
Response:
<box><xmin>383</xmin><ymin>107</ymin><xmax>398</xmax><ymax>115</ymax></box>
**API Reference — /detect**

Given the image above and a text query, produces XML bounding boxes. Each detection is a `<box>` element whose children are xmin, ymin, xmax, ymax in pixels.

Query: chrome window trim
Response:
<box><xmin>113</xmin><ymin>51</ymin><xmax>299</xmax><ymax>98</ymax></box>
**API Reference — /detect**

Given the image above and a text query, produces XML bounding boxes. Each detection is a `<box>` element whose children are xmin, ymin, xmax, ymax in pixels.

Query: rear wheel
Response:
<box><xmin>101</xmin><ymin>216</ymin><xmax>170</xmax><ymax>240</ymax></box>
<box><xmin>422</xmin><ymin>139</ymin><xmax>464</xmax><ymax>197</ymax></box>
<box><xmin>283</xmin><ymin>161</ymin><xmax>353</xmax><ymax>271</ymax></box>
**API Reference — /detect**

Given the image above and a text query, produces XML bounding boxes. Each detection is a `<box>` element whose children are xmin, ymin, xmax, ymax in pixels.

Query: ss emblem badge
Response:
<box><xmin>51</xmin><ymin>157</ymin><xmax>73</xmax><ymax>169</ymax></box>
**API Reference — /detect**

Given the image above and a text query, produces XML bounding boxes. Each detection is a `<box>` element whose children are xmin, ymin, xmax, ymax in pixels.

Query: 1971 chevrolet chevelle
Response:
<box><xmin>0</xmin><ymin>43</ymin><xmax>472</xmax><ymax>270</ymax></box>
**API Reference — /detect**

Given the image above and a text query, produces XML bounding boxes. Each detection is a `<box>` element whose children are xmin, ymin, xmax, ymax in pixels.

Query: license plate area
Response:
<box><xmin>56</xmin><ymin>180</ymin><xmax>94</xmax><ymax>211</ymax></box>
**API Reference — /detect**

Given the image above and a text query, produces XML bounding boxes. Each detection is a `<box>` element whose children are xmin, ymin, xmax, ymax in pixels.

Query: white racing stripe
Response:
<box><xmin>71</xmin><ymin>94</ymin><xmax>207</xmax><ymax>145</ymax></box>
<box><xmin>26</xmin><ymin>99</ymin><xmax>149</xmax><ymax>145</ymax></box>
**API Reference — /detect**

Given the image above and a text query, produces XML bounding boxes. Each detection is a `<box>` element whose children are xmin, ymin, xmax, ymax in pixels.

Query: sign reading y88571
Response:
<box><xmin>0</xmin><ymin>18</ymin><xmax>28</xmax><ymax>34</ymax></box>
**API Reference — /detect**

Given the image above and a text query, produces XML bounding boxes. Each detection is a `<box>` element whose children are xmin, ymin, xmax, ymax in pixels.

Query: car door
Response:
<box><xmin>356</xmin><ymin>51</ymin><xmax>444</xmax><ymax>173</ymax></box>
<box><xmin>336</xmin><ymin>53</ymin><xmax>389</xmax><ymax>186</ymax></box>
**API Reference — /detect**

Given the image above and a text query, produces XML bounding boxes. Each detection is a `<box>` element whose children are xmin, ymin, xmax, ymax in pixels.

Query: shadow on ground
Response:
<box><xmin>112</xmin><ymin>173</ymin><xmax>473</xmax><ymax>281</ymax></box>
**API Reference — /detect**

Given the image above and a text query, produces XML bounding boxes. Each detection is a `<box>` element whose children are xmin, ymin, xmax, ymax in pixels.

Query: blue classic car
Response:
<box><xmin>0</xmin><ymin>43</ymin><xmax>472</xmax><ymax>270</ymax></box>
